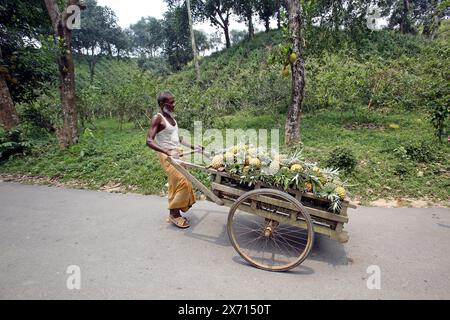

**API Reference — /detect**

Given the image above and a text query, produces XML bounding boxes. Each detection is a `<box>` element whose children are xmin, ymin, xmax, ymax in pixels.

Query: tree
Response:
<box><xmin>285</xmin><ymin>0</ymin><xmax>306</xmax><ymax>146</ymax></box>
<box><xmin>379</xmin><ymin>0</ymin><xmax>419</xmax><ymax>34</ymax></box>
<box><xmin>44</xmin><ymin>0</ymin><xmax>84</xmax><ymax>148</ymax></box>
<box><xmin>130</xmin><ymin>17</ymin><xmax>164</xmax><ymax>57</ymax></box>
<box><xmin>187</xmin><ymin>0</ymin><xmax>201</xmax><ymax>80</ymax></box>
<box><xmin>230</xmin><ymin>29</ymin><xmax>248</xmax><ymax>44</ymax></box>
<box><xmin>0</xmin><ymin>0</ymin><xmax>55</xmax><ymax>129</ymax></box>
<box><xmin>208</xmin><ymin>31</ymin><xmax>224</xmax><ymax>51</ymax></box>
<box><xmin>232</xmin><ymin>0</ymin><xmax>256</xmax><ymax>39</ymax></box>
<box><xmin>200</xmin><ymin>0</ymin><xmax>234</xmax><ymax>48</ymax></box>
<box><xmin>73</xmin><ymin>0</ymin><xmax>124</xmax><ymax>82</ymax></box>
<box><xmin>194</xmin><ymin>30</ymin><xmax>213</xmax><ymax>53</ymax></box>
<box><xmin>276</xmin><ymin>0</ymin><xmax>287</xmax><ymax>29</ymax></box>
<box><xmin>111</xmin><ymin>27</ymin><xmax>132</xmax><ymax>57</ymax></box>
<box><xmin>255</xmin><ymin>0</ymin><xmax>278</xmax><ymax>32</ymax></box>
<box><xmin>418</xmin><ymin>0</ymin><xmax>448</xmax><ymax>38</ymax></box>
<box><xmin>163</xmin><ymin>5</ymin><xmax>194</xmax><ymax>70</ymax></box>
<box><xmin>0</xmin><ymin>47</ymin><xmax>19</xmax><ymax>130</ymax></box>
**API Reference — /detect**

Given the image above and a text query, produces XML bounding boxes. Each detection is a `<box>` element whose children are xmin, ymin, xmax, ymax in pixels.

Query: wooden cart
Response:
<box><xmin>167</xmin><ymin>155</ymin><xmax>356</xmax><ymax>272</ymax></box>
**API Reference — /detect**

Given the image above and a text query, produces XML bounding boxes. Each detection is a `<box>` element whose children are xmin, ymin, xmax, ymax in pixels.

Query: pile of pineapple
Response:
<box><xmin>209</xmin><ymin>145</ymin><xmax>348</xmax><ymax>213</ymax></box>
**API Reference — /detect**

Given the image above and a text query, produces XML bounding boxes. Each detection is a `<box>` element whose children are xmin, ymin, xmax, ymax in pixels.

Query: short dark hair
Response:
<box><xmin>157</xmin><ymin>91</ymin><xmax>174</xmax><ymax>107</ymax></box>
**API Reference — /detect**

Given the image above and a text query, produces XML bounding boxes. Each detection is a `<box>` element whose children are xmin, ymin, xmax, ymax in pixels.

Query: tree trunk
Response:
<box><xmin>332</xmin><ymin>1</ymin><xmax>340</xmax><ymax>31</ymax></box>
<box><xmin>285</xmin><ymin>0</ymin><xmax>305</xmax><ymax>146</ymax></box>
<box><xmin>422</xmin><ymin>0</ymin><xmax>441</xmax><ymax>39</ymax></box>
<box><xmin>265</xmin><ymin>18</ymin><xmax>270</xmax><ymax>33</ymax></box>
<box><xmin>186</xmin><ymin>0</ymin><xmax>200</xmax><ymax>81</ymax></box>
<box><xmin>88</xmin><ymin>47</ymin><xmax>97</xmax><ymax>84</ymax></box>
<box><xmin>248</xmin><ymin>14</ymin><xmax>254</xmax><ymax>39</ymax></box>
<box><xmin>276</xmin><ymin>0</ymin><xmax>281</xmax><ymax>29</ymax></box>
<box><xmin>0</xmin><ymin>48</ymin><xmax>19</xmax><ymax>130</ymax></box>
<box><xmin>44</xmin><ymin>0</ymin><xmax>80</xmax><ymax>149</ymax></box>
<box><xmin>223</xmin><ymin>23</ymin><xmax>231</xmax><ymax>48</ymax></box>
<box><xmin>400</xmin><ymin>0</ymin><xmax>411</xmax><ymax>34</ymax></box>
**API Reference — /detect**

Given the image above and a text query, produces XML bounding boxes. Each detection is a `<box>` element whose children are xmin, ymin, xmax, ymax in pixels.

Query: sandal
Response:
<box><xmin>168</xmin><ymin>215</ymin><xmax>190</xmax><ymax>229</ymax></box>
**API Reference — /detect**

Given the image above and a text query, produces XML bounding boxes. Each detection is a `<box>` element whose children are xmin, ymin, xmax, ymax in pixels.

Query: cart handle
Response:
<box><xmin>180</xmin><ymin>148</ymin><xmax>211</xmax><ymax>159</ymax></box>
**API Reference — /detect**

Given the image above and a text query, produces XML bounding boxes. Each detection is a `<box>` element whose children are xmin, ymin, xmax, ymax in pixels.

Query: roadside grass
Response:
<box><xmin>298</xmin><ymin>109</ymin><xmax>449</xmax><ymax>204</ymax></box>
<box><xmin>1</xmin><ymin>110</ymin><xmax>448</xmax><ymax>205</ymax></box>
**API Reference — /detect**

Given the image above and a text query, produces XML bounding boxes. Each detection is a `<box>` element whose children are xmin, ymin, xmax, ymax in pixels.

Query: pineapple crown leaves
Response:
<box><xmin>317</xmin><ymin>188</ymin><xmax>342</xmax><ymax>213</ymax></box>
<box><xmin>320</xmin><ymin>167</ymin><xmax>341</xmax><ymax>179</ymax></box>
<box><xmin>327</xmin><ymin>194</ymin><xmax>342</xmax><ymax>213</ymax></box>
<box><xmin>285</xmin><ymin>150</ymin><xmax>304</xmax><ymax>166</ymax></box>
<box><xmin>291</xmin><ymin>172</ymin><xmax>307</xmax><ymax>188</ymax></box>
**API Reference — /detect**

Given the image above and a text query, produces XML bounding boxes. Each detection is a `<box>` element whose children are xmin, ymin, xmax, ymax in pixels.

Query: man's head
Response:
<box><xmin>157</xmin><ymin>91</ymin><xmax>175</xmax><ymax>113</ymax></box>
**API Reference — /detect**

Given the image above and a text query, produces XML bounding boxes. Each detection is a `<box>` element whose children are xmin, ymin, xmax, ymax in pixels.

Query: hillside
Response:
<box><xmin>1</xmin><ymin>27</ymin><xmax>449</xmax><ymax>206</ymax></box>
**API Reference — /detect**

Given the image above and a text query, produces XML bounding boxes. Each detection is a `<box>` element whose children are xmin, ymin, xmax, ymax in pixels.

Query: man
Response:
<box><xmin>146</xmin><ymin>91</ymin><xmax>202</xmax><ymax>229</ymax></box>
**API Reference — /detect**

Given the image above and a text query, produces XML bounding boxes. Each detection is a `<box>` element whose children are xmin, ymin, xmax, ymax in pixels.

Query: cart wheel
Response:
<box><xmin>227</xmin><ymin>189</ymin><xmax>314</xmax><ymax>272</ymax></box>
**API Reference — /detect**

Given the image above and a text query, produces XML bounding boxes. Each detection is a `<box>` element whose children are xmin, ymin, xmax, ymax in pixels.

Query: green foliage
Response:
<box><xmin>393</xmin><ymin>162</ymin><xmax>413</xmax><ymax>178</ymax></box>
<box><xmin>325</xmin><ymin>147</ymin><xmax>358</xmax><ymax>173</ymax></box>
<box><xmin>394</xmin><ymin>141</ymin><xmax>438</xmax><ymax>163</ymax></box>
<box><xmin>130</xmin><ymin>16</ymin><xmax>165</xmax><ymax>56</ymax></box>
<box><xmin>430</xmin><ymin>103</ymin><xmax>449</xmax><ymax>142</ymax></box>
<box><xmin>0</xmin><ymin>126</ymin><xmax>31</xmax><ymax>161</ymax></box>
<box><xmin>18</xmin><ymin>92</ymin><xmax>60</xmax><ymax>132</ymax></box>
<box><xmin>0</xmin><ymin>0</ymin><xmax>57</xmax><ymax>104</ymax></box>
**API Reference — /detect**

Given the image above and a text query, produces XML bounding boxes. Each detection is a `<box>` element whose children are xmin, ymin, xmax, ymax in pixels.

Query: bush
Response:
<box><xmin>393</xmin><ymin>162</ymin><xmax>413</xmax><ymax>178</ymax></box>
<box><xmin>0</xmin><ymin>126</ymin><xmax>31</xmax><ymax>161</ymax></box>
<box><xmin>398</xmin><ymin>141</ymin><xmax>437</xmax><ymax>163</ymax></box>
<box><xmin>325</xmin><ymin>147</ymin><xmax>358</xmax><ymax>172</ymax></box>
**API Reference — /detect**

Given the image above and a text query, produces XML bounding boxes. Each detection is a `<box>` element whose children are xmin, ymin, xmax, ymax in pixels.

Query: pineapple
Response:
<box><xmin>248</xmin><ymin>158</ymin><xmax>261</xmax><ymax>168</ymax></box>
<box><xmin>273</xmin><ymin>153</ymin><xmax>281</xmax><ymax>161</ymax></box>
<box><xmin>290</xmin><ymin>164</ymin><xmax>303</xmax><ymax>173</ymax></box>
<box><xmin>224</xmin><ymin>152</ymin><xmax>235</xmax><ymax>165</ymax></box>
<box><xmin>269</xmin><ymin>160</ymin><xmax>280</xmax><ymax>174</ymax></box>
<box><xmin>210</xmin><ymin>155</ymin><xmax>224</xmax><ymax>169</ymax></box>
<box><xmin>247</xmin><ymin>148</ymin><xmax>258</xmax><ymax>157</ymax></box>
<box><xmin>304</xmin><ymin>182</ymin><xmax>313</xmax><ymax>192</ymax></box>
<box><xmin>318</xmin><ymin>175</ymin><xmax>327</xmax><ymax>185</ymax></box>
<box><xmin>258</xmin><ymin>153</ymin><xmax>272</xmax><ymax>167</ymax></box>
<box><xmin>229</xmin><ymin>146</ymin><xmax>241</xmax><ymax>154</ymax></box>
<box><xmin>335</xmin><ymin>186</ymin><xmax>346</xmax><ymax>199</ymax></box>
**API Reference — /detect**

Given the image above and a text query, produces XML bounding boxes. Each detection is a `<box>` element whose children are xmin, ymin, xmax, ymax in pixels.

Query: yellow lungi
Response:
<box><xmin>157</xmin><ymin>152</ymin><xmax>196</xmax><ymax>212</ymax></box>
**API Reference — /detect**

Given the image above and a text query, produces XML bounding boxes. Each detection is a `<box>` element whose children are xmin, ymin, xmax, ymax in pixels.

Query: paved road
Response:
<box><xmin>0</xmin><ymin>181</ymin><xmax>449</xmax><ymax>299</ymax></box>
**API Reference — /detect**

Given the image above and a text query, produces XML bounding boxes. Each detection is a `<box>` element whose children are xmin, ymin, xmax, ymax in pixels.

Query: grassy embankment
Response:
<box><xmin>1</xmin><ymin>27</ymin><xmax>449</xmax><ymax>206</ymax></box>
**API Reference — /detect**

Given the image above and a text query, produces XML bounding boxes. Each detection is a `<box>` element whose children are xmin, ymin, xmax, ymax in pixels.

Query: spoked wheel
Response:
<box><xmin>227</xmin><ymin>189</ymin><xmax>314</xmax><ymax>272</ymax></box>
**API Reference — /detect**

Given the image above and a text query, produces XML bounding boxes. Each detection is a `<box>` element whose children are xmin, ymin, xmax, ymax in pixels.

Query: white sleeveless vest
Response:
<box><xmin>155</xmin><ymin>113</ymin><xmax>180</xmax><ymax>150</ymax></box>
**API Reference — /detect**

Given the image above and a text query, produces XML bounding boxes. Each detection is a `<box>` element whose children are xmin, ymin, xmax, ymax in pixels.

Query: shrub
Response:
<box><xmin>325</xmin><ymin>147</ymin><xmax>358</xmax><ymax>172</ymax></box>
<box><xmin>0</xmin><ymin>126</ymin><xmax>31</xmax><ymax>161</ymax></box>
<box><xmin>394</xmin><ymin>141</ymin><xmax>436</xmax><ymax>162</ymax></box>
<box><xmin>393</xmin><ymin>162</ymin><xmax>413</xmax><ymax>178</ymax></box>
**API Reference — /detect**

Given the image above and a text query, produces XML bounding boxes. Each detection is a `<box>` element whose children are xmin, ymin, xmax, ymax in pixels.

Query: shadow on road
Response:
<box><xmin>181</xmin><ymin>208</ymin><xmax>350</xmax><ymax>269</ymax></box>
<box><xmin>308</xmin><ymin>235</ymin><xmax>350</xmax><ymax>267</ymax></box>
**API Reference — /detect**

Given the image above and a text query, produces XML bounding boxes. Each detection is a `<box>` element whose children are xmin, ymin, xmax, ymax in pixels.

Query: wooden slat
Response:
<box><xmin>211</xmin><ymin>173</ymin><xmax>356</xmax><ymax>209</ymax></box>
<box><xmin>168</xmin><ymin>157</ymin><xmax>224</xmax><ymax>206</ymax></box>
<box><xmin>212</xmin><ymin>183</ymin><xmax>349</xmax><ymax>224</ymax></box>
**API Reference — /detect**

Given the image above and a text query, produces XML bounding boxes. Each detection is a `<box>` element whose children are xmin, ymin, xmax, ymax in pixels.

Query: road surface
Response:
<box><xmin>0</xmin><ymin>181</ymin><xmax>449</xmax><ymax>299</ymax></box>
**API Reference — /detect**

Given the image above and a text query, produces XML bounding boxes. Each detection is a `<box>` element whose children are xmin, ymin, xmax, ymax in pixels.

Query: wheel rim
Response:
<box><xmin>227</xmin><ymin>189</ymin><xmax>314</xmax><ymax>271</ymax></box>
